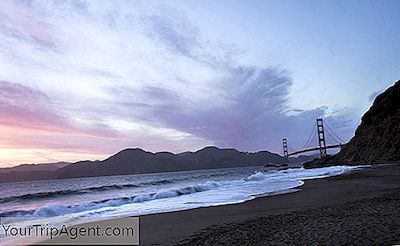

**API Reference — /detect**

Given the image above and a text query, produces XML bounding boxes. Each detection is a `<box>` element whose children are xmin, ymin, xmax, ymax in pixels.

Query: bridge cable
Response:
<box><xmin>324</xmin><ymin>121</ymin><xmax>345</xmax><ymax>143</ymax></box>
<box><xmin>325</xmin><ymin>127</ymin><xmax>341</xmax><ymax>145</ymax></box>
<box><xmin>307</xmin><ymin>127</ymin><xmax>317</xmax><ymax>148</ymax></box>
<box><xmin>326</xmin><ymin>121</ymin><xmax>345</xmax><ymax>143</ymax></box>
<box><xmin>287</xmin><ymin>142</ymin><xmax>299</xmax><ymax>153</ymax></box>
<box><xmin>323</xmin><ymin>122</ymin><xmax>340</xmax><ymax>144</ymax></box>
<box><xmin>304</xmin><ymin>131</ymin><xmax>315</xmax><ymax>149</ymax></box>
<box><xmin>303</xmin><ymin>126</ymin><xmax>316</xmax><ymax>148</ymax></box>
<box><xmin>301</xmin><ymin>125</ymin><xmax>316</xmax><ymax>150</ymax></box>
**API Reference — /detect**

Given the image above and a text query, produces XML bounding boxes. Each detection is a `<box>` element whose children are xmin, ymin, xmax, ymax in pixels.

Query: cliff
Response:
<box><xmin>305</xmin><ymin>80</ymin><xmax>400</xmax><ymax>168</ymax></box>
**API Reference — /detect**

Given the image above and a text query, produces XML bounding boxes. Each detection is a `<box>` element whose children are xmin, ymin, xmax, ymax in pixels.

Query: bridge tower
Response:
<box><xmin>316</xmin><ymin>118</ymin><xmax>327</xmax><ymax>157</ymax></box>
<box><xmin>282</xmin><ymin>138</ymin><xmax>288</xmax><ymax>158</ymax></box>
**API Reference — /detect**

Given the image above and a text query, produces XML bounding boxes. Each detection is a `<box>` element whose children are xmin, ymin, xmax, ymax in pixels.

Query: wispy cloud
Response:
<box><xmin>0</xmin><ymin>80</ymin><xmax>118</xmax><ymax>137</ymax></box>
<box><xmin>0</xmin><ymin>0</ymin><xmax>357</xmax><ymax>166</ymax></box>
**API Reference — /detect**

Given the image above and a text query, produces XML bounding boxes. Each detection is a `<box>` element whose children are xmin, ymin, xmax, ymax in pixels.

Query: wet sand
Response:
<box><xmin>140</xmin><ymin>164</ymin><xmax>400</xmax><ymax>245</ymax></box>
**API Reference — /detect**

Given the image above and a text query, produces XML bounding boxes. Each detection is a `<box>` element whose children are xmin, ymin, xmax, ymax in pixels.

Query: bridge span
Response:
<box><xmin>286</xmin><ymin>143</ymin><xmax>344</xmax><ymax>157</ymax></box>
<box><xmin>283</xmin><ymin>118</ymin><xmax>346</xmax><ymax>158</ymax></box>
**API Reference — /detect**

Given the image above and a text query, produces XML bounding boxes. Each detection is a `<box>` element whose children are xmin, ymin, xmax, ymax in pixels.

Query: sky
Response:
<box><xmin>0</xmin><ymin>0</ymin><xmax>399</xmax><ymax>167</ymax></box>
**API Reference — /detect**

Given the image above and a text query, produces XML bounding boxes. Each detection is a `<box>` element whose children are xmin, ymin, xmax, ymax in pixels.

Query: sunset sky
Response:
<box><xmin>0</xmin><ymin>0</ymin><xmax>399</xmax><ymax>167</ymax></box>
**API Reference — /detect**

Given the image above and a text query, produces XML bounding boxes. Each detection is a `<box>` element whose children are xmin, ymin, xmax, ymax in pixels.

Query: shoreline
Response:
<box><xmin>35</xmin><ymin>164</ymin><xmax>400</xmax><ymax>245</ymax></box>
<box><xmin>139</xmin><ymin>163</ymin><xmax>400</xmax><ymax>245</ymax></box>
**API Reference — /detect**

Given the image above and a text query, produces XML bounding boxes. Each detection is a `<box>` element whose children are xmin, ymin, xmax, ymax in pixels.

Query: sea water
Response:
<box><xmin>0</xmin><ymin>165</ymin><xmax>362</xmax><ymax>219</ymax></box>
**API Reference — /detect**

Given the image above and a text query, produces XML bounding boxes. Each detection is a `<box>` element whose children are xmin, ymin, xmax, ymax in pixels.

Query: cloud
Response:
<box><xmin>0</xmin><ymin>80</ymin><xmax>211</xmax><ymax>163</ymax></box>
<box><xmin>144</xmin><ymin>14</ymin><xmax>201</xmax><ymax>58</ymax></box>
<box><xmin>110</xmin><ymin>66</ymin><xmax>353</xmax><ymax>153</ymax></box>
<box><xmin>0</xmin><ymin>80</ymin><xmax>65</xmax><ymax>131</ymax></box>
<box><xmin>0</xmin><ymin>80</ymin><xmax>120</xmax><ymax>140</ymax></box>
<box><xmin>368</xmin><ymin>90</ymin><xmax>381</xmax><ymax>102</ymax></box>
<box><xmin>0</xmin><ymin>1</ymin><xmax>358</xmax><ymax>166</ymax></box>
<box><xmin>0</xmin><ymin>1</ymin><xmax>57</xmax><ymax>49</ymax></box>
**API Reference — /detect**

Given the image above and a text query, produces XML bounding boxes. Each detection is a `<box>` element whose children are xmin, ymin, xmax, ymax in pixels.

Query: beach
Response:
<box><xmin>1</xmin><ymin>1</ymin><xmax>399</xmax><ymax>245</ymax></box>
<box><xmin>140</xmin><ymin>164</ymin><xmax>400</xmax><ymax>245</ymax></box>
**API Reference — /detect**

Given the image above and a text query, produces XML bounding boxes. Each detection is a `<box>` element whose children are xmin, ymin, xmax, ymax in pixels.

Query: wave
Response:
<box><xmin>0</xmin><ymin>184</ymin><xmax>136</xmax><ymax>204</ymax></box>
<box><xmin>0</xmin><ymin>189</ymin><xmax>85</xmax><ymax>204</ymax></box>
<box><xmin>244</xmin><ymin>166</ymin><xmax>359</xmax><ymax>182</ymax></box>
<box><xmin>0</xmin><ymin>166</ymin><xmax>362</xmax><ymax>218</ymax></box>
<box><xmin>0</xmin><ymin>181</ymin><xmax>221</xmax><ymax>217</ymax></box>
<box><xmin>245</xmin><ymin>171</ymin><xmax>268</xmax><ymax>181</ymax></box>
<box><xmin>0</xmin><ymin>179</ymin><xmax>184</xmax><ymax>204</ymax></box>
<box><xmin>0</xmin><ymin>171</ymin><xmax>236</xmax><ymax>204</ymax></box>
<box><xmin>0</xmin><ymin>166</ymin><xmax>243</xmax><ymax>205</ymax></box>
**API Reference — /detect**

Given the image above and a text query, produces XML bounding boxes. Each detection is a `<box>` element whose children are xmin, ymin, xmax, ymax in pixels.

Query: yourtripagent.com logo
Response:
<box><xmin>0</xmin><ymin>217</ymin><xmax>139</xmax><ymax>245</ymax></box>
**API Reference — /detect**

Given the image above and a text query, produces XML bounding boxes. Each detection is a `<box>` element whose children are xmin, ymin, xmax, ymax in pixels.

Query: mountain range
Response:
<box><xmin>0</xmin><ymin>162</ymin><xmax>69</xmax><ymax>174</ymax></box>
<box><xmin>0</xmin><ymin>146</ymin><xmax>315</xmax><ymax>183</ymax></box>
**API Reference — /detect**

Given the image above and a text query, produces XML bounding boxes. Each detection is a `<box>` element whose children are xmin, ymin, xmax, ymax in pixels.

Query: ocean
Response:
<box><xmin>0</xmin><ymin>165</ymin><xmax>361</xmax><ymax>219</ymax></box>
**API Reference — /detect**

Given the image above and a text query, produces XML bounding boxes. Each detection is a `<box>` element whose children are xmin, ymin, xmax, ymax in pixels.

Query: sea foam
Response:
<box><xmin>0</xmin><ymin>165</ymin><xmax>364</xmax><ymax>219</ymax></box>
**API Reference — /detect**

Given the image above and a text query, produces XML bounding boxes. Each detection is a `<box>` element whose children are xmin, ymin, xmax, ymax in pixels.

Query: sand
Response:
<box><xmin>140</xmin><ymin>164</ymin><xmax>400</xmax><ymax>245</ymax></box>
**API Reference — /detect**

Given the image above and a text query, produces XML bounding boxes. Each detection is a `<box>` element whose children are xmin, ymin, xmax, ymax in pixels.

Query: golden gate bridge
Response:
<box><xmin>283</xmin><ymin>118</ymin><xmax>346</xmax><ymax>158</ymax></box>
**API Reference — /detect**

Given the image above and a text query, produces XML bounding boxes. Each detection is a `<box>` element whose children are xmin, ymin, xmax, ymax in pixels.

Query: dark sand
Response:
<box><xmin>140</xmin><ymin>164</ymin><xmax>400</xmax><ymax>245</ymax></box>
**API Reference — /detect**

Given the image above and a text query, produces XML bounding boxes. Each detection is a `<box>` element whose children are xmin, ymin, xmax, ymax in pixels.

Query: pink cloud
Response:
<box><xmin>0</xmin><ymin>81</ymin><xmax>209</xmax><ymax>166</ymax></box>
<box><xmin>0</xmin><ymin>3</ymin><xmax>56</xmax><ymax>49</ymax></box>
<box><xmin>0</xmin><ymin>80</ymin><xmax>119</xmax><ymax>138</ymax></box>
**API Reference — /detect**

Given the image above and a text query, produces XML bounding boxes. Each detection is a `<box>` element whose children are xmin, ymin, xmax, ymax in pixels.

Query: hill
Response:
<box><xmin>55</xmin><ymin>146</ymin><xmax>286</xmax><ymax>179</ymax></box>
<box><xmin>305</xmin><ymin>80</ymin><xmax>400</xmax><ymax>168</ymax></box>
<box><xmin>0</xmin><ymin>162</ymin><xmax>69</xmax><ymax>174</ymax></box>
<box><xmin>0</xmin><ymin>146</ymin><xmax>314</xmax><ymax>183</ymax></box>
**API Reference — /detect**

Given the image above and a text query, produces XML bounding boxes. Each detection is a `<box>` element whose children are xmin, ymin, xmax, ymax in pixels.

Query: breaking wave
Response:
<box><xmin>0</xmin><ymin>170</ymin><xmax>240</xmax><ymax>204</ymax></box>
<box><xmin>0</xmin><ymin>179</ymin><xmax>184</xmax><ymax>204</ymax></box>
<box><xmin>0</xmin><ymin>165</ymin><xmax>364</xmax><ymax>218</ymax></box>
<box><xmin>0</xmin><ymin>181</ymin><xmax>221</xmax><ymax>217</ymax></box>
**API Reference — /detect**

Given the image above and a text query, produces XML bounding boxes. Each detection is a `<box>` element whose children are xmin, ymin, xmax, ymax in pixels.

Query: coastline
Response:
<box><xmin>36</xmin><ymin>164</ymin><xmax>400</xmax><ymax>245</ymax></box>
<box><xmin>140</xmin><ymin>164</ymin><xmax>400</xmax><ymax>245</ymax></box>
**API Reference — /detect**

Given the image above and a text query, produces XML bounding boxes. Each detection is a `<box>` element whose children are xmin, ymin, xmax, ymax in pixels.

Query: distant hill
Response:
<box><xmin>0</xmin><ymin>146</ymin><xmax>315</xmax><ymax>183</ymax></box>
<box><xmin>305</xmin><ymin>80</ymin><xmax>400</xmax><ymax>168</ymax></box>
<box><xmin>56</xmin><ymin>146</ymin><xmax>287</xmax><ymax>179</ymax></box>
<box><xmin>289</xmin><ymin>154</ymin><xmax>319</xmax><ymax>164</ymax></box>
<box><xmin>0</xmin><ymin>162</ymin><xmax>70</xmax><ymax>174</ymax></box>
